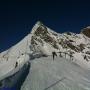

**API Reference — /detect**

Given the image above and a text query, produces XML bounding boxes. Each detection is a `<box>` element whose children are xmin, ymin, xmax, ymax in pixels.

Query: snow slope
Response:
<box><xmin>0</xmin><ymin>34</ymin><xmax>31</xmax><ymax>81</ymax></box>
<box><xmin>21</xmin><ymin>56</ymin><xmax>90</xmax><ymax>90</ymax></box>
<box><xmin>0</xmin><ymin>21</ymin><xmax>90</xmax><ymax>89</ymax></box>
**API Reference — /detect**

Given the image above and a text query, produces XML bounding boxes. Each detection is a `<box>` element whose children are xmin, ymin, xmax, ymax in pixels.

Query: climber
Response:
<box><xmin>58</xmin><ymin>51</ymin><xmax>62</xmax><ymax>57</ymax></box>
<box><xmin>52</xmin><ymin>51</ymin><xmax>57</xmax><ymax>60</ymax></box>
<box><xmin>15</xmin><ymin>61</ymin><xmax>18</xmax><ymax>68</ymax></box>
<box><xmin>70</xmin><ymin>54</ymin><xmax>73</xmax><ymax>60</ymax></box>
<box><xmin>64</xmin><ymin>52</ymin><xmax>67</xmax><ymax>58</ymax></box>
<box><xmin>84</xmin><ymin>55</ymin><xmax>87</xmax><ymax>59</ymax></box>
<box><xmin>84</xmin><ymin>55</ymin><xmax>89</xmax><ymax>62</ymax></box>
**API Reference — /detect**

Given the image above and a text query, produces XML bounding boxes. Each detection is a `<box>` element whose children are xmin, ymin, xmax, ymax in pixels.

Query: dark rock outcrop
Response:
<box><xmin>81</xmin><ymin>26</ymin><xmax>90</xmax><ymax>38</ymax></box>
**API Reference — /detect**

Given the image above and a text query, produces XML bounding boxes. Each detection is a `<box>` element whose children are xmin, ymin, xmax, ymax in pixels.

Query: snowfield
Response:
<box><xmin>0</xmin><ymin>54</ymin><xmax>29</xmax><ymax>81</ymax></box>
<box><xmin>21</xmin><ymin>56</ymin><xmax>90</xmax><ymax>90</ymax></box>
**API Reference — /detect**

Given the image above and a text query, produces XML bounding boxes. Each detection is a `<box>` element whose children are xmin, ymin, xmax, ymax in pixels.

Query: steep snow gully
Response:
<box><xmin>0</xmin><ymin>21</ymin><xmax>90</xmax><ymax>90</ymax></box>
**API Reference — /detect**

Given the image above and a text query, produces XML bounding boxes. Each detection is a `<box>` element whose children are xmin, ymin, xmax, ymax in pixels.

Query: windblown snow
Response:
<box><xmin>0</xmin><ymin>21</ymin><xmax>90</xmax><ymax>90</ymax></box>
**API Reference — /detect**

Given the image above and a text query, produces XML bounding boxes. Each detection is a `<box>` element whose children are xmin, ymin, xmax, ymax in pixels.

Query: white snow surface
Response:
<box><xmin>0</xmin><ymin>34</ymin><xmax>31</xmax><ymax>81</ymax></box>
<box><xmin>21</xmin><ymin>56</ymin><xmax>90</xmax><ymax>90</ymax></box>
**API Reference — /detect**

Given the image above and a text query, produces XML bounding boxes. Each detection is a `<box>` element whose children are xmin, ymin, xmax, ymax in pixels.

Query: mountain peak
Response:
<box><xmin>31</xmin><ymin>21</ymin><xmax>45</xmax><ymax>34</ymax></box>
<box><xmin>35</xmin><ymin>21</ymin><xmax>43</xmax><ymax>26</ymax></box>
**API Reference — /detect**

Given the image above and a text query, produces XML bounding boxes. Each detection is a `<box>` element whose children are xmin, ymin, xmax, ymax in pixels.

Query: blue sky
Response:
<box><xmin>0</xmin><ymin>0</ymin><xmax>90</xmax><ymax>52</ymax></box>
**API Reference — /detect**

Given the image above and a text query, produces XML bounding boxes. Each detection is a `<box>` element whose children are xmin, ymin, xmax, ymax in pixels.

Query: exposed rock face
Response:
<box><xmin>30</xmin><ymin>22</ymin><xmax>90</xmax><ymax>55</ymax></box>
<box><xmin>81</xmin><ymin>26</ymin><xmax>90</xmax><ymax>38</ymax></box>
<box><xmin>31</xmin><ymin>22</ymin><xmax>59</xmax><ymax>50</ymax></box>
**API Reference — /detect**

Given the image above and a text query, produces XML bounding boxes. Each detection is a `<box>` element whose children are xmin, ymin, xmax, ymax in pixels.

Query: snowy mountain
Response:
<box><xmin>0</xmin><ymin>21</ymin><xmax>90</xmax><ymax>90</ymax></box>
<box><xmin>30</xmin><ymin>21</ymin><xmax>90</xmax><ymax>69</ymax></box>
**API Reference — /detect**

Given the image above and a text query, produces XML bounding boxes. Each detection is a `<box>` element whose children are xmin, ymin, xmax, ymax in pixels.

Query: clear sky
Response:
<box><xmin>0</xmin><ymin>0</ymin><xmax>90</xmax><ymax>52</ymax></box>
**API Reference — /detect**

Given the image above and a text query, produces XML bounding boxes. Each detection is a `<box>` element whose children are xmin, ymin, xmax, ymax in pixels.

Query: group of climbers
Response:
<box><xmin>14</xmin><ymin>52</ymin><xmax>89</xmax><ymax>68</ymax></box>
<box><xmin>6</xmin><ymin>51</ymin><xmax>89</xmax><ymax>69</ymax></box>
<box><xmin>52</xmin><ymin>51</ymin><xmax>73</xmax><ymax>60</ymax></box>
<box><xmin>4</xmin><ymin>50</ymin><xmax>75</xmax><ymax>69</ymax></box>
<box><xmin>52</xmin><ymin>51</ymin><xmax>90</xmax><ymax>62</ymax></box>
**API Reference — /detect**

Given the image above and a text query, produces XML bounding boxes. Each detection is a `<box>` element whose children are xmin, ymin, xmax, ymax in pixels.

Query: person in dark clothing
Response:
<box><xmin>15</xmin><ymin>61</ymin><xmax>18</xmax><ymax>68</ymax></box>
<box><xmin>84</xmin><ymin>55</ymin><xmax>87</xmax><ymax>59</ymax></box>
<box><xmin>84</xmin><ymin>55</ymin><xmax>89</xmax><ymax>62</ymax></box>
<box><xmin>64</xmin><ymin>52</ymin><xmax>67</xmax><ymax>58</ymax></box>
<box><xmin>21</xmin><ymin>53</ymin><xmax>24</xmax><ymax>55</ymax></box>
<box><xmin>70</xmin><ymin>54</ymin><xmax>73</xmax><ymax>61</ymax></box>
<box><xmin>69</xmin><ymin>51</ymin><xmax>73</xmax><ymax>61</ymax></box>
<box><xmin>52</xmin><ymin>51</ymin><xmax>57</xmax><ymax>60</ymax></box>
<box><xmin>58</xmin><ymin>52</ymin><xmax>62</xmax><ymax>57</ymax></box>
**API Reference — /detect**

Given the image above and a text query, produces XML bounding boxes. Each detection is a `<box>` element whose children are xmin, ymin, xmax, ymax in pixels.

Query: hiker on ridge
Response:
<box><xmin>52</xmin><ymin>51</ymin><xmax>57</xmax><ymax>60</ymax></box>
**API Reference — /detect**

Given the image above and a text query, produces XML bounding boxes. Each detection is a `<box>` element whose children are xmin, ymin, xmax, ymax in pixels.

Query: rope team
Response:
<box><xmin>52</xmin><ymin>51</ymin><xmax>73</xmax><ymax>61</ymax></box>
